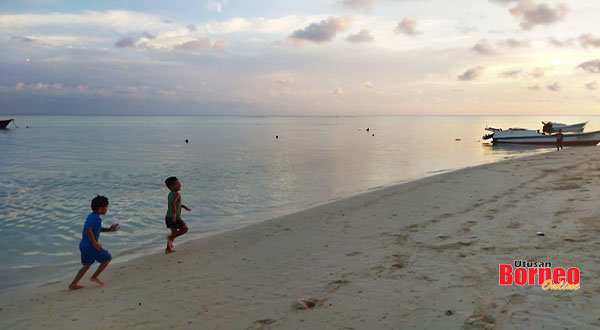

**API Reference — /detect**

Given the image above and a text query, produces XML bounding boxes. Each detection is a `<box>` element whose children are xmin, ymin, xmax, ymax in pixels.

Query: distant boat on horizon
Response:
<box><xmin>0</xmin><ymin>119</ymin><xmax>14</xmax><ymax>129</ymax></box>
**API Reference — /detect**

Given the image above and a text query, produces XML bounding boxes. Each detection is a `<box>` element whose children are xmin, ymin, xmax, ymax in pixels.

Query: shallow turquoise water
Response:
<box><xmin>0</xmin><ymin>115</ymin><xmax>596</xmax><ymax>288</ymax></box>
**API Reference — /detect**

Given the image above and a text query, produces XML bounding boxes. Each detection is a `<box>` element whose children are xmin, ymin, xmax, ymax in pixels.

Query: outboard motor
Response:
<box><xmin>542</xmin><ymin>122</ymin><xmax>553</xmax><ymax>134</ymax></box>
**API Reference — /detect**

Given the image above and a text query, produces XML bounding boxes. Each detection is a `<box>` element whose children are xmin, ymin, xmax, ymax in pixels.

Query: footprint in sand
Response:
<box><xmin>325</xmin><ymin>279</ymin><xmax>350</xmax><ymax>294</ymax></box>
<box><xmin>293</xmin><ymin>298</ymin><xmax>327</xmax><ymax>310</ymax></box>
<box><xmin>293</xmin><ymin>279</ymin><xmax>350</xmax><ymax>311</ymax></box>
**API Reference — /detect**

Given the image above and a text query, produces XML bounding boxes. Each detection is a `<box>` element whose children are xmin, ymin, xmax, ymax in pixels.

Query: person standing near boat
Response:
<box><xmin>556</xmin><ymin>129</ymin><xmax>564</xmax><ymax>151</ymax></box>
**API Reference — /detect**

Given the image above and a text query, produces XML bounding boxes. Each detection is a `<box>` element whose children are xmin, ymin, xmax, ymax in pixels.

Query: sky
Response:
<box><xmin>1</xmin><ymin>0</ymin><xmax>600</xmax><ymax>115</ymax></box>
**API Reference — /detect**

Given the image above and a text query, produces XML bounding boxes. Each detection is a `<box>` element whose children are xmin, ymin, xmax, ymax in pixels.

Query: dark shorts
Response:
<box><xmin>80</xmin><ymin>246</ymin><xmax>112</xmax><ymax>265</ymax></box>
<box><xmin>165</xmin><ymin>216</ymin><xmax>186</xmax><ymax>230</ymax></box>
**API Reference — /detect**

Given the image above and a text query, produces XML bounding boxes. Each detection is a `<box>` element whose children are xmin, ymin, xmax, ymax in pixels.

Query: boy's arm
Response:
<box><xmin>172</xmin><ymin>193</ymin><xmax>180</xmax><ymax>221</ymax></box>
<box><xmin>182</xmin><ymin>204</ymin><xmax>191</xmax><ymax>211</ymax></box>
<box><xmin>101</xmin><ymin>224</ymin><xmax>120</xmax><ymax>232</ymax></box>
<box><xmin>86</xmin><ymin>227</ymin><xmax>102</xmax><ymax>250</ymax></box>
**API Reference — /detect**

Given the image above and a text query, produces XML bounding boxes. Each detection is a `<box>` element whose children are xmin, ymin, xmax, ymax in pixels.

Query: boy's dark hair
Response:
<box><xmin>165</xmin><ymin>176</ymin><xmax>178</xmax><ymax>189</ymax></box>
<box><xmin>91</xmin><ymin>195</ymin><xmax>109</xmax><ymax>211</ymax></box>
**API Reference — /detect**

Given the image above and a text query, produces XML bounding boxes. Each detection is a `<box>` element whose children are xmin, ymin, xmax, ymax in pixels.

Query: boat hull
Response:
<box><xmin>493</xmin><ymin>130</ymin><xmax>600</xmax><ymax>146</ymax></box>
<box><xmin>0</xmin><ymin>119</ymin><xmax>13</xmax><ymax>129</ymax></box>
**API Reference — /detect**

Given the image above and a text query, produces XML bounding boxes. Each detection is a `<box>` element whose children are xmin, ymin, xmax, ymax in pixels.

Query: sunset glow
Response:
<box><xmin>1</xmin><ymin>0</ymin><xmax>599</xmax><ymax>115</ymax></box>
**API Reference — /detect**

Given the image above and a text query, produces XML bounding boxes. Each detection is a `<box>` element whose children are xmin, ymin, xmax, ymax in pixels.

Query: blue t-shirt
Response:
<box><xmin>80</xmin><ymin>212</ymin><xmax>102</xmax><ymax>250</ymax></box>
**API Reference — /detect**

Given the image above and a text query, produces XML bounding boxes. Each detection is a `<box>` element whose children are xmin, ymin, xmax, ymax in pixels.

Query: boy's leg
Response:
<box><xmin>171</xmin><ymin>225</ymin><xmax>188</xmax><ymax>240</ymax></box>
<box><xmin>166</xmin><ymin>228</ymin><xmax>176</xmax><ymax>253</ymax></box>
<box><xmin>69</xmin><ymin>264</ymin><xmax>91</xmax><ymax>290</ymax></box>
<box><xmin>168</xmin><ymin>225</ymin><xmax>188</xmax><ymax>241</ymax></box>
<box><xmin>166</xmin><ymin>225</ymin><xmax>188</xmax><ymax>253</ymax></box>
<box><xmin>90</xmin><ymin>259</ymin><xmax>111</xmax><ymax>286</ymax></box>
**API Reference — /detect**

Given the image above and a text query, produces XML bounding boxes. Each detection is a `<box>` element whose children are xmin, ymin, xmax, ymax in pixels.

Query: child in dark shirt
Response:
<box><xmin>164</xmin><ymin>177</ymin><xmax>190</xmax><ymax>253</ymax></box>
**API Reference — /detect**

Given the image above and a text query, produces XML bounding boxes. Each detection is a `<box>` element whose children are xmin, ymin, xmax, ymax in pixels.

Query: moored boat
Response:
<box><xmin>483</xmin><ymin>127</ymin><xmax>600</xmax><ymax>146</ymax></box>
<box><xmin>0</xmin><ymin>119</ymin><xmax>14</xmax><ymax>129</ymax></box>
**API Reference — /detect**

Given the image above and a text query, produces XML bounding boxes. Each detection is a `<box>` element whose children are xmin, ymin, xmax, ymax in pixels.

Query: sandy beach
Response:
<box><xmin>2</xmin><ymin>146</ymin><xmax>600</xmax><ymax>330</ymax></box>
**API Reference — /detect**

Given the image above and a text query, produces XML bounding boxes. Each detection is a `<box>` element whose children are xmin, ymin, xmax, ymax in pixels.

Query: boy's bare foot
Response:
<box><xmin>166</xmin><ymin>236</ymin><xmax>174</xmax><ymax>249</ymax></box>
<box><xmin>90</xmin><ymin>277</ymin><xmax>104</xmax><ymax>286</ymax></box>
<box><xmin>165</xmin><ymin>246</ymin><xmax>175</xmax><ymax>254</ymax></box>
<box><xmin>69</xmin><ymin>284</ymin><xmax>85</xmax><ymax>290</ymax></box>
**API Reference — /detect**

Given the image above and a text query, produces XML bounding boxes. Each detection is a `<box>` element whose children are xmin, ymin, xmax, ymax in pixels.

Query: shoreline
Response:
<box><xmin>0</xmin><ymin>152</ymin><xmax>521</xmax><ymax>293</ymax></box>
<box><xmin>2</xmin><ymin>147</ymin><xmax>600</xmax><ymax>328</ymax></box>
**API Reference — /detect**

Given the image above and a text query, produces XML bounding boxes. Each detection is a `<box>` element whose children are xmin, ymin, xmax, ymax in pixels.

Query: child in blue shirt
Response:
<box><xmin>69</xmin><ymin>195</ymin><xmax>119</xmax><ymax>290</ymax></box>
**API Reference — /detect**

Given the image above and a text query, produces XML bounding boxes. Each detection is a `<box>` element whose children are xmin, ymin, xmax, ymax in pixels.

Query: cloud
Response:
<box><xmin>456</xmin><ymin>25</ymin><xmax>478</xmax><ymax>34</ymax></box>
<box><xmin>205</xmin><ymin>0</ymin><xmax>229</xmax><ymax>13</ymax></box>
<box><xmin>457</xmin><ymin>66</ymin><xmax>485</xmax><ymax>81</ymax></box>
<box><xmin>508</xmin><ymin>1</ymin><xmax>569</xmax><ymax>30</ymax></box>
<box><xmin>337</xmin><ymin>0</ymin><xmax>377</xmax><ymax>10</ymax></box>
<box><xmin>584</xmin><ymin>81</ymin><xmax>598</xmax><ymax>90</ymax></box>
<box><xmin>578</xmin><ymin>34</ymin><xmax>600</xmax><ymax>48</ymax></box>
<box><xmin>527</xmin><ymin>84</ymin><xmax>541</xmax><ymax>91</ymax></box>
<box><xmin>11</xmin><ymin>35</ymin><xmax>83</xmax><ymax>47</ymax></box>
<box><xmin>394</xmin><ymin>17</ymin><xmax>420</xmax><ymax>36</ymax></box>
<box><xmin>186</xmin><ymin>24</ymin><xmax>197</xmax><ymax>32</ymax></box>
<box><xmin>273</xmin><ymin>76</ymin><xmax>295</xmax><ymax>86</ymax></box>
<box><xmin>547</xmin><ymin>82</ymin><xmax>561</xmax><ymax>92</ymax></box>
<box><xmin>115</xmin><ymin>36</ymin><xmax>138</xmax><ymax>48</ymax></box>
<box><xmin>2</xmin><ymin>81</ymin><xmax>111</xmax><ymax>97</ymax></box>
<box><xmin>141</xmin><ymin>31</ymin><xmax>156</xmax><ymax>39</ymax></box>
<box><xmin>547</xmin><ymin>34</ymin><xmax>600</xmax><ymax>49</ymax></box>
<box><xmin>115</xmin><ymin>86</ymin><xmax>139</xmax><ymax>95</ymax></box>
<box><xmin>577</xmin><ymin>60</ymin><xmax>600</xmax><ymax>73</ymax></box>
<box><xmin>499</xmin><ymin>69</ymin><xmax>522</xmax><ymax>79</ymax></box>
<box><xmin>497</xmin><ymin>38</ymin><xmax>529</xmax><ymax>48</ymax></box>
<box><xmin>364</xmin><ymin>81</ymin><xmax>374</xmax><ymax>88</ymax></box>
<box><xmin>11</xmin><ymin>36</ymin><xmax>36</xmax><ymax>43</ymax></box>
<box><xmin>212</xmin><ymin>40</ymin><xmax>226</xmax><ymax>52</ymax></box>
<box><xmin>529</xmin><ymin>67</ymin><xmax>546</xmax><ymax>78</ymax></box>
<box><xmin>289</xmin><ymin>16</ymin><xmax>354</xmax><ymax>44</ymax></box>
<box><xmin>157</xmin><ymin>89</ymin><xmax>176</xmax><ymax>97</ymax></box>
<box><xmin>345</xmin><ymin>29</ymin><xmax>374</xmax><ymax>43</ymax></box>
<box><xmin>546</xmin><ymin>37</ymin><xmax>575</xmax><ymax>48</ymax></box>
<box><xmin>175</xmin><ymin>38</ymin><xmax>226</xmax><ymax>53</ymax></box>
<box><xmin>115</xmin><ymin>31</ymin><xmax>155</xmax><ymax>48</ymax></box>
<box><xmin>178</xmin><ymin>37</ymin><xmax>211</xmax><ymax>51</ymax></box>
<box><xmin>334</xmin><ymin>87</ymin><xmax>344</xmax><ymax>95</ymax></box>
<box><xmin>0</xmin><ymin>10</ymin><xmax>173</xmax><ymax>34</ymax></box>
<box><xmin>472</xmin><ymin>39</ymin><xmax>496</xmax><ymax>56</ymax></box>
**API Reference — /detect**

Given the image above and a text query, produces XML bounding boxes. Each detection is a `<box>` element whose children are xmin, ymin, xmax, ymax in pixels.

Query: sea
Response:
<box><xmin>1</xmin><ymin>115</ymin><xmax>597</xmax><ymax>289</ymax></box>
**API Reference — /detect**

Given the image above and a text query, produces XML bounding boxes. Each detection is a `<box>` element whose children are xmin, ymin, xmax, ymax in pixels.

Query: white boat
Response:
<box><xmin>483</xmin><ymin>127</ymin><xmax>600</xmax><ymax>146</ymax></box>
<box><xmin>542</xmin><ymin>121</ymin><xmax>587</xmax><ymax>133</ymax></box>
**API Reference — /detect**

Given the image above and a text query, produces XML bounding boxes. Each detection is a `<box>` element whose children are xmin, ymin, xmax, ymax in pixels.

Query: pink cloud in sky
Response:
<box><xmin>457</xmin><ymin>66</ymin><xmax>485</xmax><ymax>81</ymax></box>
<box><xmin>509</xmin><ymin>0</ymin><xmax>569</xmax><ymax>30</ymax></box>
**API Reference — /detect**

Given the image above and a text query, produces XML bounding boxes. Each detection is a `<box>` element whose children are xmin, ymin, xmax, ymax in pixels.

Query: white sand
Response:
<box><xmin>2</xmin><ymin>147</ymin><xmax>600</xmax><ymax>329</ymax></box>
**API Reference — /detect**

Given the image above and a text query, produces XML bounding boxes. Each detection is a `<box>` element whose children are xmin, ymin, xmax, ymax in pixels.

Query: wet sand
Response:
<box><xmin>2</xmin><ymin>146</ymin><xmax>600</xmax><ymax>329</ymax></box>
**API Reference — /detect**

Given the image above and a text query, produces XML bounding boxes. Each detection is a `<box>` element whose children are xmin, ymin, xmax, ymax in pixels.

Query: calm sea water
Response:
<box><xmin>1</xmin><ymin>115</ymin><xmax>597</xmax><ymax>289</ymax></box>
